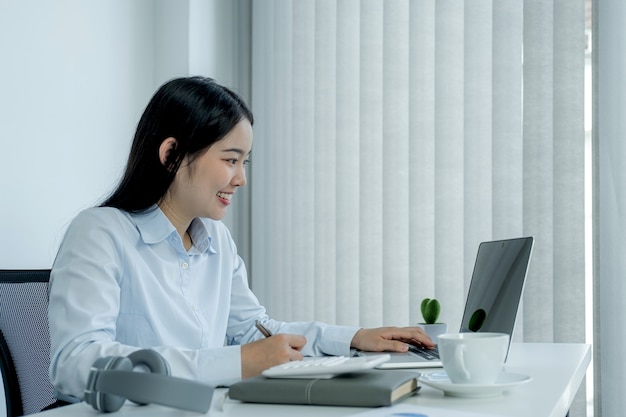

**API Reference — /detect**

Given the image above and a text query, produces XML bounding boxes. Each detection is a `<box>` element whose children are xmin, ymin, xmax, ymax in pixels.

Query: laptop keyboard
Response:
<box><xmin>409</xmin><ymin>344</ymin><xmax>440</xmax><ymax>360</ymax></box>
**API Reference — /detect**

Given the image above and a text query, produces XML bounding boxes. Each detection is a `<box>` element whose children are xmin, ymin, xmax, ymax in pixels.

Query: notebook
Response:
<box><xmin>354</xmin><ymin>236</ymin><xmax>535</xmax><ymax>369</ymax></box>
<box><xmin>228</xmin><ymin>369</ymin><xmax>419</xmax><ymax>407</ymax></box>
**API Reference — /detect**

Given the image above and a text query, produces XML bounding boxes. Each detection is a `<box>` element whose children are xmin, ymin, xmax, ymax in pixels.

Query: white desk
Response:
<box><xmin>30</xmin><ymin>343</ymin><xmax>591</xmax><ymax>417</ymax></box>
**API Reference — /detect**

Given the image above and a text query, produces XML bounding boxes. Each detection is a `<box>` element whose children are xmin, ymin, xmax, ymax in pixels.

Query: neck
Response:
<box><xmin>158</xmin><ymin>199</ymin><xmax>192</xmax><ymax>245</ymax></box>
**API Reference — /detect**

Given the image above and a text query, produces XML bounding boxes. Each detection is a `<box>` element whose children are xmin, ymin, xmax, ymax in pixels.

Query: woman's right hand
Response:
<box><xmin>240</xmin><ymin>334</ymin><xmax>307</xmax><ymax>379</ymax></box>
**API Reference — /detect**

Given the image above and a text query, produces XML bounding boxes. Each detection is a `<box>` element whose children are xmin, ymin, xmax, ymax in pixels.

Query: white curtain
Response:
<box><xmin>248</xmin><ymin>1</ymin><xmax>586</xmax><ymax>415</ymax></box>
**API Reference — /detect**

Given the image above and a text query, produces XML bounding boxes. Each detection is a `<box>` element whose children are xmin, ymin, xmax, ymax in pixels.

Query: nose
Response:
<box><xmin>232</xmin><ymin>164</ymin><xmax>247</xmax><ymax>187</ymax></box>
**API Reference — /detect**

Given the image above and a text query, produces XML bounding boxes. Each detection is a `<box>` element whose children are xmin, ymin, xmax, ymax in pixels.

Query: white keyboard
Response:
<box><xmin>261</xmin><ymin>353</ymin><xmax>391</xmax><ymax>379</ymax></box>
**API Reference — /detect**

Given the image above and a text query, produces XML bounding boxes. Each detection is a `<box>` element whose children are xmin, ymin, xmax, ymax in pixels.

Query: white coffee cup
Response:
<box><xmin>437</xmin><ymin>332</ymin><xmax>509</xmax><ymax>384</ymax></box>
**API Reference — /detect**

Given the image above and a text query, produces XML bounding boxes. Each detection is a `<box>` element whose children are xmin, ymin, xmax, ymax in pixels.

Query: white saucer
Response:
<box><xmin>419</xmin><ymin>371</ymin><xmax>532</xmax><ymax>398</ymax></box>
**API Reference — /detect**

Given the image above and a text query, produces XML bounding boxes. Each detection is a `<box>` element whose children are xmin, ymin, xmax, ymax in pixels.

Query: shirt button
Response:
<box><xmin>191</xmin><ymin>304</ymin><xmax>199</xmax><ymax>311</ymax></box>
<box><xmin>181</xmin><ymin>262</ymin><xmax>189</xmax><ymax>269</ymax></box>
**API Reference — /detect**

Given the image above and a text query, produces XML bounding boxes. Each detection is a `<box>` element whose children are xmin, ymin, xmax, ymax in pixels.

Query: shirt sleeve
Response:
<box><xmin>48</xmin><ymin>209</ymin><xmax>130</xmax><ymax>400</ymax></box>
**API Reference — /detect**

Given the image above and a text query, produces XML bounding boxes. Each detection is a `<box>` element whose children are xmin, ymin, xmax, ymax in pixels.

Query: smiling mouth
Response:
<box><xmin>217</xmin><ymin>192</ymin><xmax>232</xmax><ymax>201</ymax></box>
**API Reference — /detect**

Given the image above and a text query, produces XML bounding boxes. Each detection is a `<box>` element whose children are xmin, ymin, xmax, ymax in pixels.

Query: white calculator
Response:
<box><xmin>261</xmin><ymin>353</ymin><xmax>391</xmax><ymax>379</ymax></box>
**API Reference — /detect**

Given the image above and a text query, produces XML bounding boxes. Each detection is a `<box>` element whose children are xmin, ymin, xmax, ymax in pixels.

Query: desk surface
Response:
<box><xmin>31</xmin><ymin>343</ymin><xmax>591</xmax><ymax>417</ymax></box>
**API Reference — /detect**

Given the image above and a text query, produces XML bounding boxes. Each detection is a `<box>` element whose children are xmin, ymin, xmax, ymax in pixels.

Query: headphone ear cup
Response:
<box><xmin>85</xmin><ymin>356</ymin><xmax>133</xmax><ymax>413</ymax></box>
<box><xmin>127</xmin><ymin>349</ymin><xmax>170</xmax><ymax>376</ymax></box>
<box><xmin>125</xmin><ymin>350</ymin><xmax>170</xmax><ymax>406</ymax></box>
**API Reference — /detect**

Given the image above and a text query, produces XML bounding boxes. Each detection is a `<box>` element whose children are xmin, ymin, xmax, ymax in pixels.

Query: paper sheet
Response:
<box><xmin>344</xmin><ymin>404</ymin><xmax>506</xmax><ymax>417</ymax></box>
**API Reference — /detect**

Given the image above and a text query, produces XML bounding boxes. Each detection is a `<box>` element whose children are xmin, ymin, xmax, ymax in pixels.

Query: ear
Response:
<box><xmin>159</xmin><ymin>137</ymin><xmax>178</xmax><ymax>167</ymax></box>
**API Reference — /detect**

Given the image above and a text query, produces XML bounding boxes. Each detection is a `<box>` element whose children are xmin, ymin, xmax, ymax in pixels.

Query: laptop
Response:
<box><xmin>354</xmin><ymin>236</ymin><xmax>535</xmax><ymax>368</ymax></box>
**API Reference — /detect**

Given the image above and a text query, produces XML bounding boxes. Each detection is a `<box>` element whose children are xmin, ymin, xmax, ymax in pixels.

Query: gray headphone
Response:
<box><xmin>84</xmin><ymin>349</ymin><xmax>213</xmax><ymax>413</ymax></box>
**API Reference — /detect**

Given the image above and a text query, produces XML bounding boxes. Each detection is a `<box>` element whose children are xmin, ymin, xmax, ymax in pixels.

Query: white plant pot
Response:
<box><xmin>417</xmin><ymin>323</ymin><xmax>448</xmax><ymax>343</ymax></box>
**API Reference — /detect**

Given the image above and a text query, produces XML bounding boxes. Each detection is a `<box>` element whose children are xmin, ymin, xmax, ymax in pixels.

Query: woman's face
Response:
<box><xmin>167</xmin><ymin>119</ymin><xmax>253</xmax><ymax>221</ymax></box>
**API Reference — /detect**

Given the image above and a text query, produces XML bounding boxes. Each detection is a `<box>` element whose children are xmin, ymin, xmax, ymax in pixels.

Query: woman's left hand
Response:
<box><xmin>350</xmin><ymin>326</ymin><xmax>436</xmax><ymax>353</ymax></box>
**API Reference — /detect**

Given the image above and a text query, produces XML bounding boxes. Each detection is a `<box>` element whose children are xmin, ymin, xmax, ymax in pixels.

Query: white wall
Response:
<box><xmin>0</xmin><ymin>0</ymin><xmax>156</xmax><ymax>268</ymax></box>
<box><xmin>0</xmin><ymin>0</ymin><xmax>250</xmax><ymax>269</ymax></box>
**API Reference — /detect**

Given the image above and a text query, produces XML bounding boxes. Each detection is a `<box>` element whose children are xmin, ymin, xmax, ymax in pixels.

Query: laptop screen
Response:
<box><xmin>459</xmin><ymin>237</ymin><xmax>534</xmax><ymax>336</ymax></box>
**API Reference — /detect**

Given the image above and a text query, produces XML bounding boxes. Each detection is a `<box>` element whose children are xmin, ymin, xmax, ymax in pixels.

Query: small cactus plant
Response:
<box><xmin>420</xmin><ymin>298</ymin><xmax>441</xmax><ymax>324</ymax></box>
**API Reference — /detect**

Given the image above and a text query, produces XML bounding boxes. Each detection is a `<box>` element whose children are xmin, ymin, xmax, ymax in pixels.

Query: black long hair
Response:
<box><xmin>101</xmin><ymin>76</ymin><xmax>253</xmax><ymax>212</ymax></box>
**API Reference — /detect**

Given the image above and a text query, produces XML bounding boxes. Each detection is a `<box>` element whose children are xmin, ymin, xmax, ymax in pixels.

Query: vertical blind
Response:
<box><xmin>249</xmin><ymin>1</ymin><xmax>587</xmax><ymax>414</ymax></box>
<box><xmin>596</xmin><ymin>0</ymin><xmax>626</xmax><ymax>415</ymax></box>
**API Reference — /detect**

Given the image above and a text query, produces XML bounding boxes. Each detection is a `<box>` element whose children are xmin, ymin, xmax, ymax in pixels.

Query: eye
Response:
<box><xmin>243</xmin><ymin>159</ymin><xmax>251</xmax><ymax>166</ymax></box>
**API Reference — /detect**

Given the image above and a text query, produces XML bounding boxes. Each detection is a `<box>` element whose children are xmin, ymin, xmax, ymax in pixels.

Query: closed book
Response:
<box><xmin>228</xmin><ymin>370</ymin><xmax>420</xmax><ymax>407</ymax></box>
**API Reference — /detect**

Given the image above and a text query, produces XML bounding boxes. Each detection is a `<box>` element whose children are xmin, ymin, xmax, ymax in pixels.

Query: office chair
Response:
<box><xmin>0</xmin><ymin>270</ymin><xmax>55</xmax><ymax>416</ymax></box>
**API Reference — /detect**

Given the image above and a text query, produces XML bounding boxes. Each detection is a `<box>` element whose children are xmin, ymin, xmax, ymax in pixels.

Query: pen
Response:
<box><xmin>255</xmin><ymin>320</ymin><xmax>273</xmax><ymax>338</ymax></box>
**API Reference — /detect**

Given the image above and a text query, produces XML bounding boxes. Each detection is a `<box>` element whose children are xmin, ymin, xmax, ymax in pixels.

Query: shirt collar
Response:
<box><xmin>188</xmin><ymin>217</ymin><xmax>213</xmax><ymax>253</ymax></box>
<box><xmin>131</xmin><ymin>206</ymin><xmax>214</xmax><ymax>254</ymax></box>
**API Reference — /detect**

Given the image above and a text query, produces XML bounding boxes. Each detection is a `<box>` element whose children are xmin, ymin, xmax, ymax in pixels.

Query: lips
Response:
<box><xmin>217</xmin><ymin>192</ymin><xmax>232</xmax><ymax>203</ymax></box>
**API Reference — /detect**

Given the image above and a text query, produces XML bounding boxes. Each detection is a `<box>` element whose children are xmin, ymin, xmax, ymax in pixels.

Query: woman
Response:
<box><xmin>48</xmin><ymin>76</ymin><xmax>434</xmax><ymax>402</ymax></box>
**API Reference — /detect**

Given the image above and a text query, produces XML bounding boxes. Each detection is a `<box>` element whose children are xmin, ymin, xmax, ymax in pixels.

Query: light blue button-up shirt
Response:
<box><xmin>48</xmin><ymin>206</ymin><xmax>359</xmax><ymax>400</ymax></box>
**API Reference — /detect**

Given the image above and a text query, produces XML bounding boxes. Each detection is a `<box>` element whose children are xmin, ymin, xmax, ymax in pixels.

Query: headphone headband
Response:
<box><xmin>92</xmin><ymin>370</ymin><xmax>213</xmax><ymax>413</ymax></box>
<box><xmin>85</xmin><ymin>350</ymin><xmax>213</xmax><ymax>413</ymax></box>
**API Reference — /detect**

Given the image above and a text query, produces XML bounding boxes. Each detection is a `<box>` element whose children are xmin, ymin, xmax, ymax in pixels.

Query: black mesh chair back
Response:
<box><xmin>0</xmin><ymin>270</ymin><xmax>55</xmax><ymax>416</ymax></box>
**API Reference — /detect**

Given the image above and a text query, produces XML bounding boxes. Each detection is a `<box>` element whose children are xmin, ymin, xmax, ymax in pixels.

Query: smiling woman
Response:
<box><xmin>45</xmin><ymin>76</ymin><xmax>436</xmax><ymax>407</ymax></box>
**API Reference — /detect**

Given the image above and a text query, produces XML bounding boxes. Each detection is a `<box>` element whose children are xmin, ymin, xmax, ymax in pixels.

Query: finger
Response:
<box><xmin>390</xmin><ymin>326</ymin><xmax>428</xmax><ymax>339</ymax></box>
<box><xmin>411</xmin><ymin>335</ymin><xmax>436</xmax><ymax>348</ymax></box>
<box><xmin>376</xmin><ymin>340</ymin><xmax>411</xmax><ymax>353</ymax></box>
<box><xmin>286</xmin><ymin>334</ymin><xmax>307</xmax><ymax>350</ymax></box>
<box><xmin>289</xmin><ymin>349</ymin><xmax>304</xmax><ymax>361</ymax></box>
<box><xmin>408</xmin><ymin>338</ymin><xmax>436</xmax><ymax>348</ymax></box>
<box><xmin>385</xmin><ymin>328</ymin><xmax>434</xmax><ymax>346</ymax></box>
